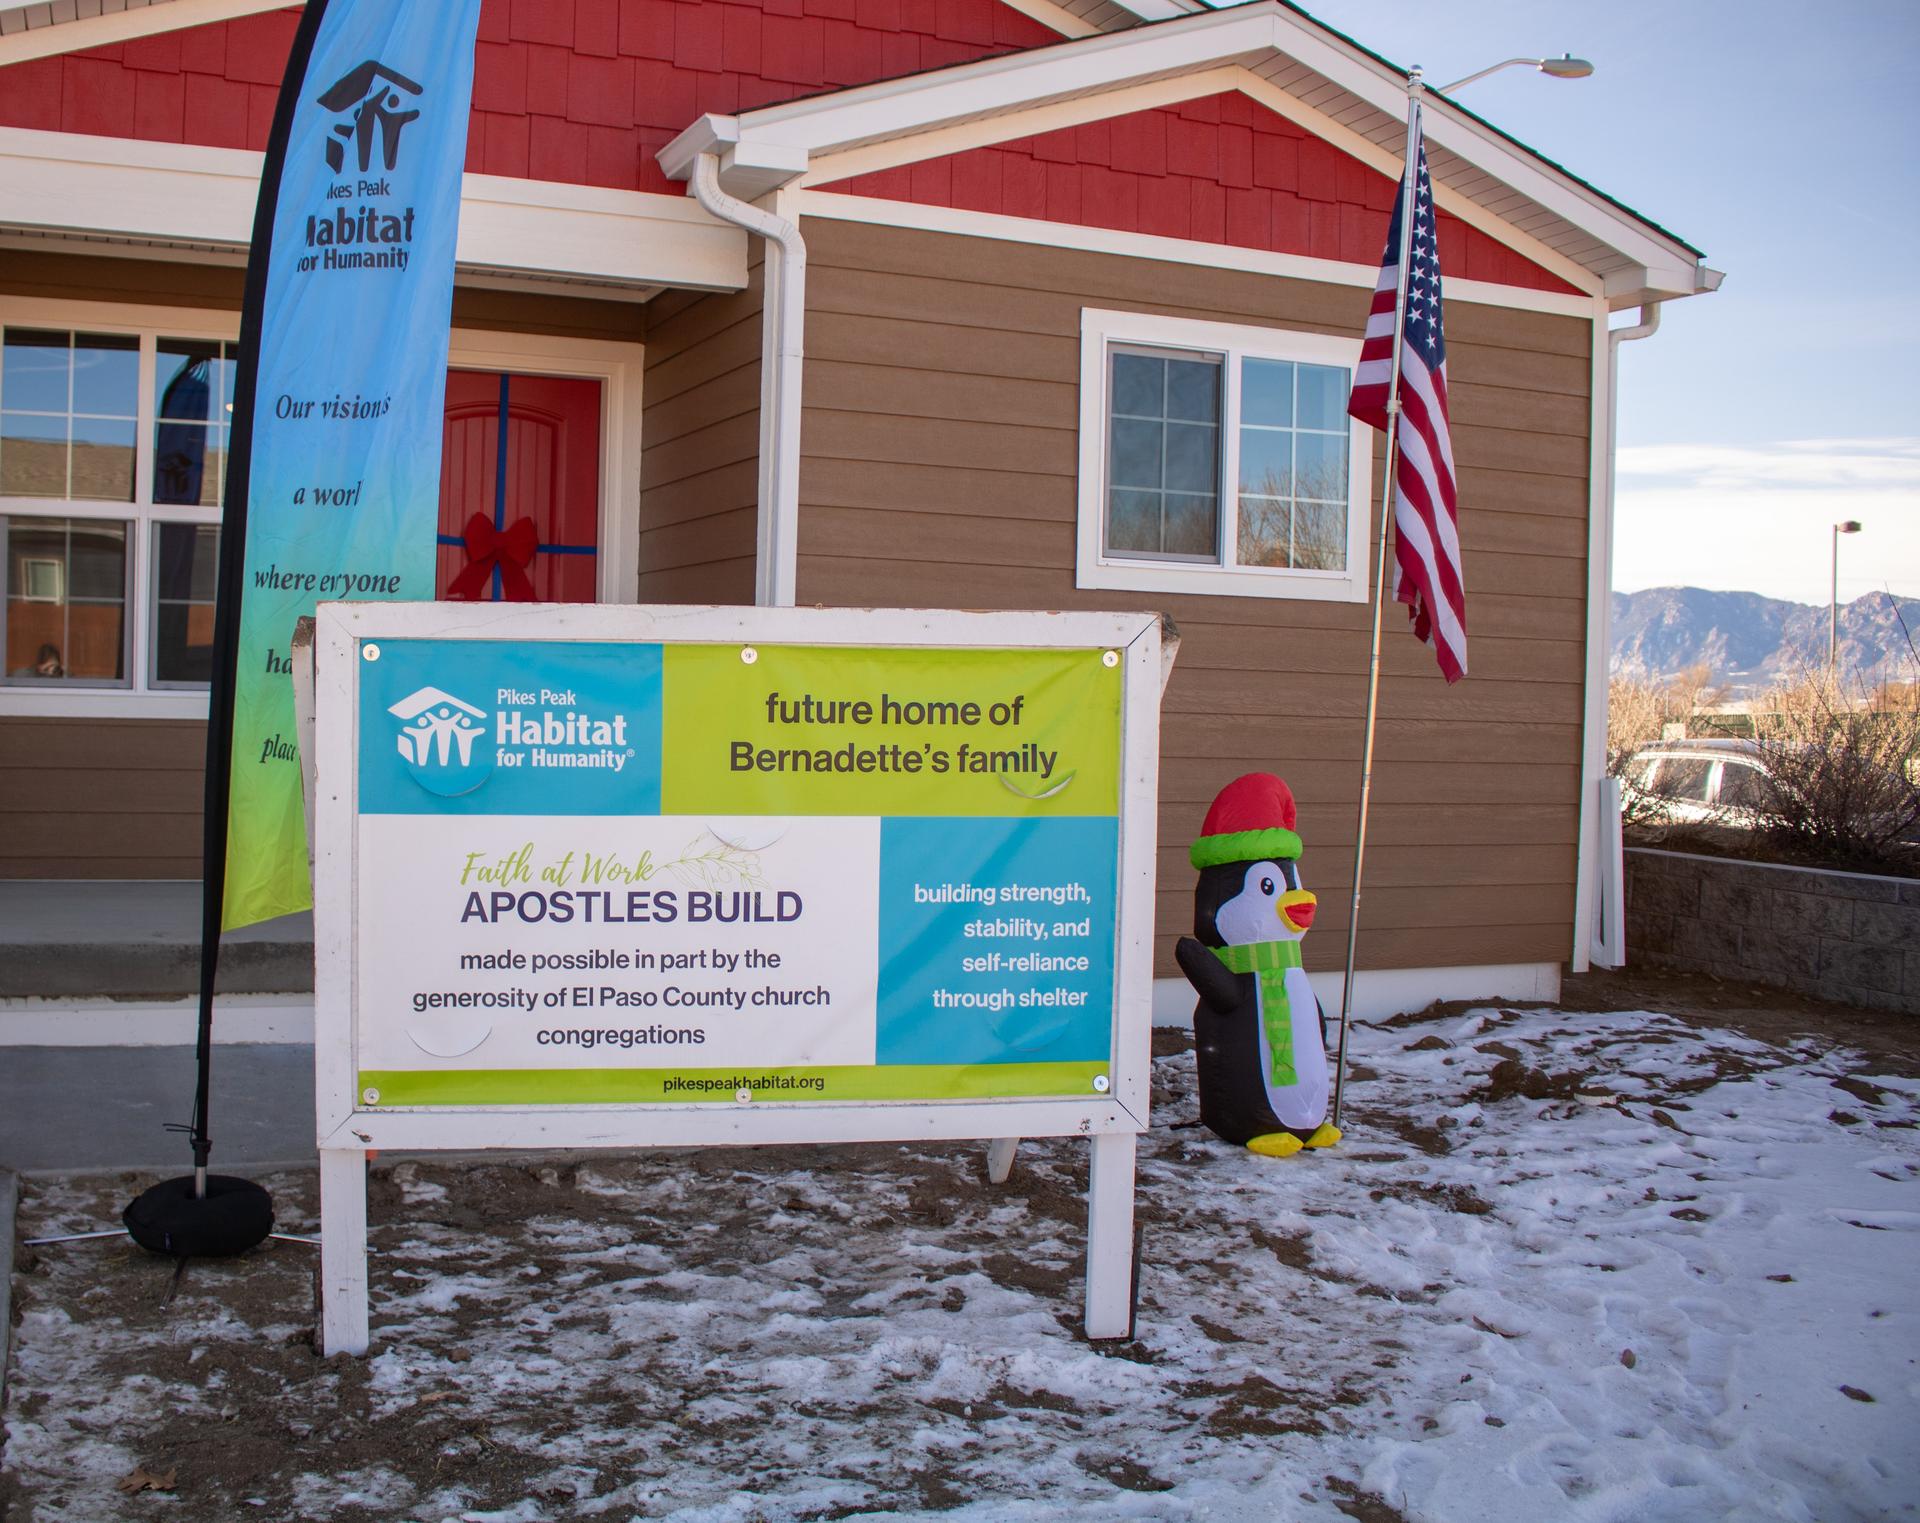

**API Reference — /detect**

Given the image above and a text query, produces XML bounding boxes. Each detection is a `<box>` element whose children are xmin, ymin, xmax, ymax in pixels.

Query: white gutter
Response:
<box><xmin>688</xmin><ymin>152</ymin><xmax>806</xmax><ymax>608</ymax></box>
<box><xmin>1572</xmin><ymin>301</ymin><xmax>1663</xmax><ymax>972</ymax></box>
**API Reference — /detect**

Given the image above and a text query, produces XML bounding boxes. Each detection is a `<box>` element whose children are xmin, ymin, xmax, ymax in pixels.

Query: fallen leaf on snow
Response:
<box><xmin>115</xmin><ymin>1466</ymin><xmax>177</xmax><ymax>1494</ymax></box>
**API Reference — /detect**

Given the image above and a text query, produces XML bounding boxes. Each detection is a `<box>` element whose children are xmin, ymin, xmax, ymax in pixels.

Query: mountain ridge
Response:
<box><xmin>1610</xmin><ymin>587</ymin><xmax>1920</xmax><ymax>693</ymax></box>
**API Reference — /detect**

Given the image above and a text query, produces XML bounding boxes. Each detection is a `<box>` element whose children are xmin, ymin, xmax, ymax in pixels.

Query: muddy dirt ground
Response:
<box><xmin>1557</xmin><ymin>966</ymin><xmax>1920</xmax><ymax>1070</ymax></box>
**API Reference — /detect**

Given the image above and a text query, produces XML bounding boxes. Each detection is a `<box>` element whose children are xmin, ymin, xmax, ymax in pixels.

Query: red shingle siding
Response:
<box><xmin>824</xmin><ymin>92</ymin><xmax>1582</xmax><ymax>294</ymax></box>
<box><xmin>0</xmin><ymin>4</ymin><xmax>1579</xmax><ymax>291</ymax></box>
<box><xmin>0</xmin><ymin>0</ymin><xmax>1059</xmax><ymax>195</ymax></box>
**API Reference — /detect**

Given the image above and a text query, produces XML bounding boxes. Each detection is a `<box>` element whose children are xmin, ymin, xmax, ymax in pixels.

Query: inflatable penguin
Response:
<box><xmin>1175</xmin><ymin>773</ymin><xmax>1340</xmax><ymax>1158</ymax></box>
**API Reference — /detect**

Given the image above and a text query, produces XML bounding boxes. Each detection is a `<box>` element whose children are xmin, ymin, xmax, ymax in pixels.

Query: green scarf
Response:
<box><xmin>1215</xmin><ymin>940</ymin><xmax>1302</xmax><ymax>1088</ymax></box>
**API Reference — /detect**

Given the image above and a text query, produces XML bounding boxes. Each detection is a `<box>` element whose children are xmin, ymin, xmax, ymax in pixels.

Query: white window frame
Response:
<box><xmin>0</xmin><ymin>298</ymin><xmax>232</xmax><ymax>717</ymax></box>
<box><xmin>1075</xmin><ymin>307</ymin><xmax>1372</xmax><ymax>603</ymax></box>
<box><xmin>0</xmin><ymin>296</ymin><xmax>644</xmax><ymax>720</ymax></box>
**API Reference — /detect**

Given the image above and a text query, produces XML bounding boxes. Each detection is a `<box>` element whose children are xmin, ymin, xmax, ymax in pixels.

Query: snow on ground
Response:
<box><xmin>3</xmin><ymin>1005</ymin><xmax>1917</xmax><ymax>1523</ymax></box>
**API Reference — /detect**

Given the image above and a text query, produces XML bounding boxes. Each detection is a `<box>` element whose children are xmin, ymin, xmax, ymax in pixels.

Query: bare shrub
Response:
<box><xmin>1748</xmin><ymin>669</ymin><xmax>1920</xmax><ymax>873</ymax></box>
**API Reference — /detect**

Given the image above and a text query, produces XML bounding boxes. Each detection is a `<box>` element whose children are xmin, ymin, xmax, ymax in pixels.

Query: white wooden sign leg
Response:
<box><xmin>986</xmin><ymin>1137</ymin><xmax>1020</xmax><ymax>1184</ymax></box>
<box><xmin>1083</xmin><ymin>1130</ymin><xmax>1137</xmax><ymax>1340</ymax></box>
<box><xmin>319</xmin><ymin>1147</ymin><xmax>369</xmax><ymax>1356</ymax></box>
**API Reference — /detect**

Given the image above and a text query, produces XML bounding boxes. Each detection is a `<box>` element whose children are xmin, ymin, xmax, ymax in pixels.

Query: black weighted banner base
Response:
<box><xmin>123</xmin><ymin>1176</ymin><xmax>274</xmax><ymax>1258</ymax></box>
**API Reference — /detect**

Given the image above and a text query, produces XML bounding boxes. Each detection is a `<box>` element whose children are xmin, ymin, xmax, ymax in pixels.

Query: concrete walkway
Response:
<box><xmin>0</xmin><ymin>1045</ymin><xmax>317</xmax><ymax>1174</ymax></box>
<box><xmin>1</xmin><ymin>881</ymin><xmax>318</xmax><ymax>1172</ymax></box>
<box><xmin>0</xmin><ymin>880</ymin><xmax>313</xmax><ymax>999</ymax></box>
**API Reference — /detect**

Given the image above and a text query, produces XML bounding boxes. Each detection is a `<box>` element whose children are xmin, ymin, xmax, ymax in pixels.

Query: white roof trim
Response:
<box><xmin>792</xmin><ymin>187</ymin><xmax>1596</xmax><ymax>317</ymax></box>
<box><xmin>658</xmin><ymin>0</ymin><xmax>1707</xmax><ymax>303</ymax></box>
<box><xmin>662</xmin><ymin>4</ymin><xmax>1279</xmax><ymax>173</ymax></box>
<box><xmin>799</xmin><ymin>64</ymin><xmax>1253</xmax><ymax>186</ymax></box>
<box><xmin>0</xmin><ymin>0</ymin><xmax>288</xmax><ymax>63</ymax></box>
<box><xmin>0</xmin><ymin>126</ymin><xmax>748</xmax><ymax>294</ymax></box>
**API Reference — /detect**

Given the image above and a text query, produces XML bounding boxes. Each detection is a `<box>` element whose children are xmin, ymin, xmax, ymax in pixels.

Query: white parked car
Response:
<box><xmin>1619</xmin><ymin>738</ymin><xmax>1781</xmax><ymax>826</ymax></box>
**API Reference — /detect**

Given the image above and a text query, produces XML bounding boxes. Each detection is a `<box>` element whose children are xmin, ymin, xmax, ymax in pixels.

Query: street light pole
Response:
<box><xmin>1831</xmin><ymin>519</ymin><xmax>1862</xmax><ymax>675</ymax></box>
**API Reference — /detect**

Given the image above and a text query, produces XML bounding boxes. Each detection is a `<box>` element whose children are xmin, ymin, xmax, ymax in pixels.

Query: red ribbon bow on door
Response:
<box><xmin>447</xmin><ymin>512</ymin><xmax>538</xmax><ymax>601</ymax></box>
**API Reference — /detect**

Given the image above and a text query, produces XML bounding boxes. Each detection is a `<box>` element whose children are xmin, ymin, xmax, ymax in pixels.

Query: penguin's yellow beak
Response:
<box><xmin>1277</xmin><ymin>888</ymin><xmax>1316</xmax><ymax>933</ymax></box>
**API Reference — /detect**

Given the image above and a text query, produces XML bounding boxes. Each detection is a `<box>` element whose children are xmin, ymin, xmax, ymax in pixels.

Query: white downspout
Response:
<box><xmin>1573</xmin><ymin>301</ymin><xmax>1662</xmax><ymax>972</ymax></box>
<box><xmin>688</xmin><ymin>152</ymin><xmax>806</xmax><ymax>608</ymax></box>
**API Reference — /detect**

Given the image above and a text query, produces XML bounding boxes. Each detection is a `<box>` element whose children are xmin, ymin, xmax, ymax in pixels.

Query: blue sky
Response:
<box><xmin>1293</xmin><ymin>0</ymin><xmax>1920</xmax><ymax>607</ymax></box>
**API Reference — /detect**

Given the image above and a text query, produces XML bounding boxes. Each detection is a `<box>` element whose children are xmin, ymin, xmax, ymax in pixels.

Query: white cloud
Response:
<box><xmin>1777</xmin><ymin>436</ymin><xmax>1920</xmax><ymax>453</ymax></box>
<box><xmin>1616</xmin><ymin>438</ymin><xmax>1920</xmax><ymax>490</ymax></box>
<box><xmin>1613</xmin><ymin>438</ymin><xmax>1920</xmax><ymax>604</ymax></box>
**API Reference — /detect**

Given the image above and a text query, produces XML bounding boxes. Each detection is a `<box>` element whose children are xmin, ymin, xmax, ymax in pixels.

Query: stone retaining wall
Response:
<box><xmin>1626</xmin><ymin>848</ymin><xmax>1920</xmax><ymax>1014</ymax></box>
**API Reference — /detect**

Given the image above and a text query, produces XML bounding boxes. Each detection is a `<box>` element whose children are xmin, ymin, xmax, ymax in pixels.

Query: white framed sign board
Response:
<box><xmin>308</xmin><ymin>602</ymin><xmax>1165</xmax><ymax>1353</ymax></box>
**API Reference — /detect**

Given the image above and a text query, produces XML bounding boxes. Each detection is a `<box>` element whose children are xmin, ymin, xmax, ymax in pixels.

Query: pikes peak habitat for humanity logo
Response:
<box><xmin>318</xmin><ymin>61</ymin><xmax>423</xmax><ymax>174</ymax></box>
<box><xmin>390</xmin><ymin>686</ymin><xmax>494</xmax><ymax>797</ymax></box>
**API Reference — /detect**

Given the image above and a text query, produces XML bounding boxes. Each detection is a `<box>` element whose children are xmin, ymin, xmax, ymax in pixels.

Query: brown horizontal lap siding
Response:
<box><xmin>794</xmin><ymin>216</ymin><xmax>1593</xmax><ymax>978</ymax></box>
<box><xmin>0</xmin><ymin>718</ymin><xmax>205</xmax><ymax>878</ymax></box>
<box><xmin>638</xmin><ymin>273</ymin><xmax>763</xmax><ymax>604</ymax></box>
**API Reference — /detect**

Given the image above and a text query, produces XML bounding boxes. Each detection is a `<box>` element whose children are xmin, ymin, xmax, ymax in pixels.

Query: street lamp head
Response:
<box><xmin>1436</xmin><ymin>55</ymin><xmax>1597</xmax><ymax>95</ymax></box>
<box><xmin>1837</xmin><ymin>520</ymin><xmax>1863</xmax><ymax>534</ymax></box>
<box><xmin>1539</xmin><ymin>54</ymin><xmax>1594</xmax><ymax>79</ymax></box>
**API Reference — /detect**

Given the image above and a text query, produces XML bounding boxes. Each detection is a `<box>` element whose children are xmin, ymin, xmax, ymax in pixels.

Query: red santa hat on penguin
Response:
<box><xmin>1190</xmin><ymin>772</ymin><xmax>1304</xmax><ymax>870</ymax></box>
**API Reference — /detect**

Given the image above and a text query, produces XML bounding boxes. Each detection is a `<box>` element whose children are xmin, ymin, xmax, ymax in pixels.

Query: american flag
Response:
<box><xmin>1348</xmin><ymin>108</ymin><xmax>1467</xmax><ymax>683</ymax></box>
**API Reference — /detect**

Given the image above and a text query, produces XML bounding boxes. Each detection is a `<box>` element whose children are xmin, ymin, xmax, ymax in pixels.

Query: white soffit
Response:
<box><xmin>1084</xmin><ymin>0</ymin><xmax>1198</xmax><ymax>19</ymax></box>
<box><xmin>0</xmin><ymin>127</ymin><xmax>748</xmax><ymax>294</ymax></box>
<box><xmin>994</xmin><ymin>0</ymin><xmax>1101</xmax><ymax>40</ymax></box>
<box><xmin>0</xmin><ymin>0</ymin><xmax>291</xmax><ymax>59</ymax></box>
<box><xmin>659</xmin><ymin>0</ymin><xmax>1712</xmax><ymax>306</ymax></box>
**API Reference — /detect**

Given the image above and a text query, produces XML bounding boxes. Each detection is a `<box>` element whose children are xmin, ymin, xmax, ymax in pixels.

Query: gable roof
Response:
<box><xmin>661</xmin><ymin>0</ymin><xmax>1716</xmax><ymax>308</ymax></box>
<box><xmin>0</xmin><ymin>0</ymin><xmax>1715</xmax><ymax>308</ymax></box>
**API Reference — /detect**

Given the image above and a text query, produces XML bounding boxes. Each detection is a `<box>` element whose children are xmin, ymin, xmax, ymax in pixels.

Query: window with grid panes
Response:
<box><xmin>0</xmin><ymin>325</ymin><xmax>234</xmax><ymax>690</ymax></box>
<box><xmin>1077</xmin><ymin>309</ymin><xmax>1371</xmax><ymax>604</ymax></box>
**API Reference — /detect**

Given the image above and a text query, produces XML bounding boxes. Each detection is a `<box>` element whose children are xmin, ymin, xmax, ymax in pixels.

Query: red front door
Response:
<box><xmin>437</xmin><ymin>371</ymin><xmax>601</xmax><ymax>602</ymax></box>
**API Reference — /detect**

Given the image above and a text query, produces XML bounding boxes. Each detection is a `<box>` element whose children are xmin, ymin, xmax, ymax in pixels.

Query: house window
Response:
<box><xmin>0</xmin><ymin>304</ymin><xmax>636</xmax><ymax>716</ymax></box>
<box><xmin>1077</xmin><ymin>309</ymin><xmax>1371</xmax><ymax>603</ymax></box>
<box><xmin>1</xmin><ymin>325</ymin><xmax>233</xmax><ymax>692</ymax></box>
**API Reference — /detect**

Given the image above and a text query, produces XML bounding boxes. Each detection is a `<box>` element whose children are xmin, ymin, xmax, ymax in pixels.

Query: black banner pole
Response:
<box><xmin>121</xmin><ymin>3</ymin><xmax>331</xmax><ymax>1259</ymax></box>
<box><xmin>191</xmin><ymin>0</ymin><xmax>331</xmax><ymax>1193</ymax></box>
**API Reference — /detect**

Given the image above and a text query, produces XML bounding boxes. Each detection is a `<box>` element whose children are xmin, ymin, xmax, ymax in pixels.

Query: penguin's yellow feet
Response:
<box><xmin>1304</xmin><ymin>1123</ymin><xmax>1343</xmax><ymax>1149</ymax></box>
<box><xmin>1246</xmin><ymin>1132</ymin><xmax>1304</xmax><ymax>1158</ymax></box>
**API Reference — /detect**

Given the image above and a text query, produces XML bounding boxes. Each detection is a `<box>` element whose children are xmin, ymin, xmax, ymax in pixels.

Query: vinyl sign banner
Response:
<box><xmin>351</xmin><ymin>640</ymin><xmax>1125</xmax><ymax>1107</ymax></box>
<box><xmin>224</xmin><ymin>0</ymin><xmax>483</xmax><ymax>929</ymax></box>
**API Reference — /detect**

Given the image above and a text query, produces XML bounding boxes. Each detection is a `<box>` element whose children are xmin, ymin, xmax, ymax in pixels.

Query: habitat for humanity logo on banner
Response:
<box><xmin>223</xmin><ymin>0</ymin><xmax>484</xmax><ymax>929</ymax></box>
<box><xmin>359</xmin><ymin>640</ymin><xmax>664</xmax><ymax>816</ymax></box>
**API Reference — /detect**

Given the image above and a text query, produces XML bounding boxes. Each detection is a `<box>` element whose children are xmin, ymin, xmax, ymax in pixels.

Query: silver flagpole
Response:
<box><xmin>1331</xmin><ymin>71</ymin><xmax>1424</xmax><ymax>1128</ymax></box>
